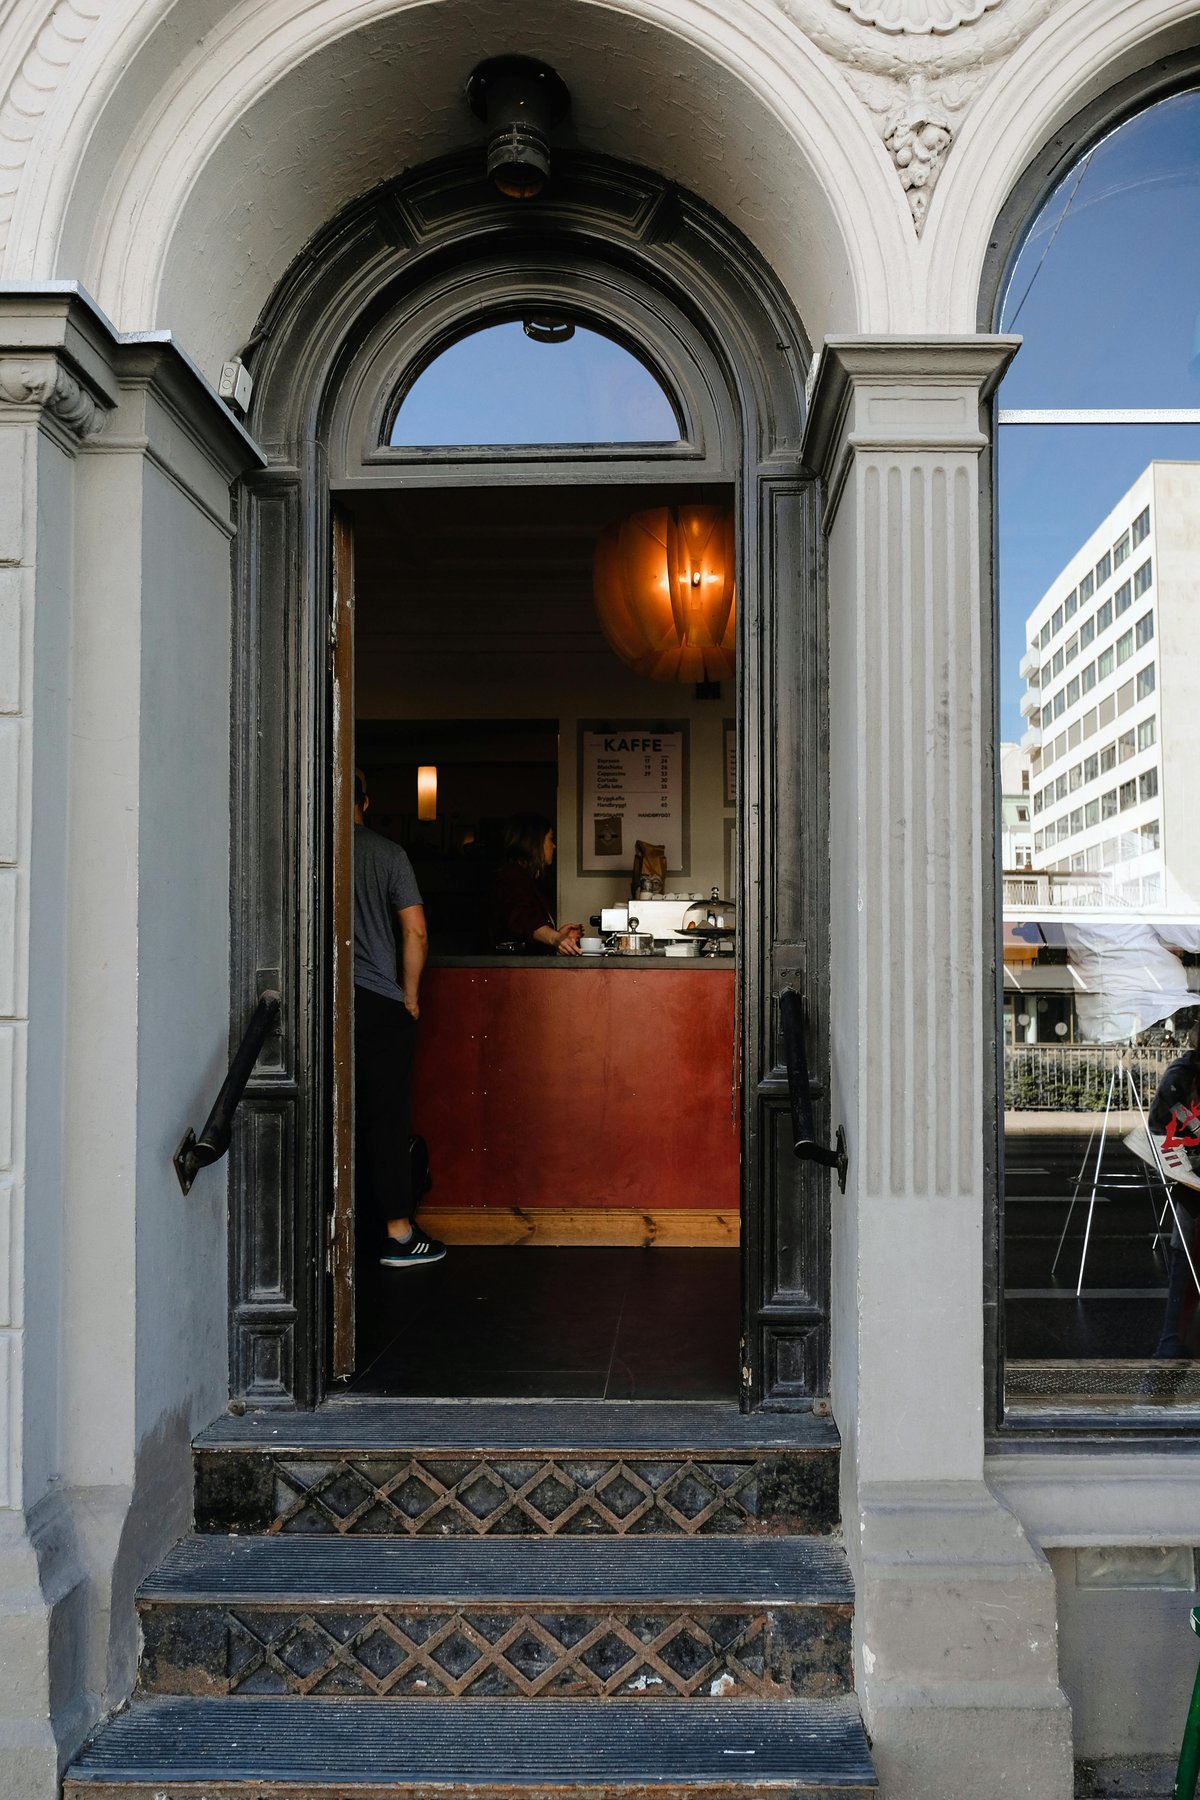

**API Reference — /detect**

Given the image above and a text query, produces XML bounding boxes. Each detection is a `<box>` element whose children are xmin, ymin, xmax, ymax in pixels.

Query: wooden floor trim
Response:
<box><xmin>419</xmin><ymin>1207</ymin><xmax>740</xmax><ymax>1247</ymax></box>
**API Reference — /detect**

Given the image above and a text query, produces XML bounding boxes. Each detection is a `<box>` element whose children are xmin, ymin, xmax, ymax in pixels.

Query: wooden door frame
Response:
<box><xmin>228</xmin><ymin>151</ymin><xmax>830</xmax><ymax>1409</ymax></box>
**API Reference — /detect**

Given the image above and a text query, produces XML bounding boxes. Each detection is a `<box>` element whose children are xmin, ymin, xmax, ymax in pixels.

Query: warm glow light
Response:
<box><xmin>592</xmin><ymin>505</ymin><xmax>735</xmax><ymax>683</ymax></box>
<box><xmin>417</xmin><ymin>765</ymin><xmax>437</xmax><ymax>821</ymax></box>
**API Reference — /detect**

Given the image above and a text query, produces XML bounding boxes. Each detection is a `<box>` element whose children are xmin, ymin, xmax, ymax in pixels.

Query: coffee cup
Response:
<box><xmin>579</xmin><ymin>936</ymin><xmax>605</xmax><ymax>954</ymax></box>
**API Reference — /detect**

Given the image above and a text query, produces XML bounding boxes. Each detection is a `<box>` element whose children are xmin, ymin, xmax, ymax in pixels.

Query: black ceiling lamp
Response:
<box><xmin>466</xmin><ymin>56</ymin><xmax>571</xmax><ymax>200</ymax></box>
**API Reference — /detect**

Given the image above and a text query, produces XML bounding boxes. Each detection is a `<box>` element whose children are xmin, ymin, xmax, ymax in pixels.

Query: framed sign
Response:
<box><xmin>578</xmin><ymin>721</ymin><xmax>689</xmax><ymax>875</ymax></box>
<box><xmin>723</xmin><ymin>717</ymin><xmax>737</xmax><ymax>807</ymax></box>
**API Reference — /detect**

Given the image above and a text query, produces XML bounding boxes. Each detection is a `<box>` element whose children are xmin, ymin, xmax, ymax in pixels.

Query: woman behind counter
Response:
<box><xmin>489</xmin><ymin>813</ymin><xmax>583</xmax><ymax>955</ymax></box>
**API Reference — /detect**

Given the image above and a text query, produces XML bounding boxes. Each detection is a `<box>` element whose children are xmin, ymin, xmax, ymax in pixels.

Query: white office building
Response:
<box><xmin>1021</xmin><ymin>462</ymin><xmax>1200</xmax><ymax>915</ymax></box>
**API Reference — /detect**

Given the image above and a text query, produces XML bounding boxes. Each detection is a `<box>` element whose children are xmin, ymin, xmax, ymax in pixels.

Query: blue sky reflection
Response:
<box><xmin>996</xmin><ymin>90</ymin><xmax>1200</xmax><ymax>741</ymax></box>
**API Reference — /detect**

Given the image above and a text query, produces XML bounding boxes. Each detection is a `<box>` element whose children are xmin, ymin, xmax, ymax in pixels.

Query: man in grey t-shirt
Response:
<box><xmin>353</xmin><ymin>770</ymin><xmax>445</xmax><ymax>1267</ymax></box>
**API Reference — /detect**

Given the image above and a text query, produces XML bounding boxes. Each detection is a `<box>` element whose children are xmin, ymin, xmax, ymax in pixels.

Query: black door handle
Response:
<box><xmin>778</xmin><ymin>988</ymin><xmax>848</xmax><ymax>1193</ymax></box>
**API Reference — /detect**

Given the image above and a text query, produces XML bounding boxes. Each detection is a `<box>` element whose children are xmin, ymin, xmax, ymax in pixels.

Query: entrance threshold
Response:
<box><xmin>199</xmin><ymin>1399</ymin><xmax>836</xmax><ymax>1453</ymax></box>
<box><xmin>347</xmin><ymin>1244</ymin><xmax>740</xmax><ymax>1403</ymax></box>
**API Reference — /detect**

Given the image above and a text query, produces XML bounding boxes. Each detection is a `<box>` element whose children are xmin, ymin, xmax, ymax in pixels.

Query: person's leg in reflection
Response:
<box><xmin>1153</xmin><ymin>1196</ymin><xmax>1200</xmax><ymax>1359</ymax></box>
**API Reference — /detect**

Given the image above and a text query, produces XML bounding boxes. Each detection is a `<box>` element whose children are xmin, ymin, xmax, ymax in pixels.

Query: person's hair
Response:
<box><xmin>501</xmin><ymin>812</ymin><xmax>553</xmax><ymax>876</ymax></box>
<box><xmin>354</xmin><ymin>768</ymin><xmax>367</xmax><ymax>810</ymax></box>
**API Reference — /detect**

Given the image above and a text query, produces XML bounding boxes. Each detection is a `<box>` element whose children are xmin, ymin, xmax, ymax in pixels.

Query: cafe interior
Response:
<box><xmin>346</xmin><ymin>421</ymin><xmax>745</xmax><ymax>1398</ymax></box>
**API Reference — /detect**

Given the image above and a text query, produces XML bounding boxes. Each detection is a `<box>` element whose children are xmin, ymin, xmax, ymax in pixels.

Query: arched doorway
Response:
<box><xmin>228</xmin><ymin>151</ymin><xmax>830</xmax><ymax>1409</ymax></box>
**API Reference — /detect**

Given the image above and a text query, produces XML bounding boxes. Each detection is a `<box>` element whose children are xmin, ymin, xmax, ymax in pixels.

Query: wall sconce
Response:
<box><xmin>417</xmin><ymin>766</ymin><xmax>438</xmax><ymax>821</ymax></box>
<box><xmin>466</xmin><ymin>56</ymin><xmax>570</xmax><ymax>200</ymax></box>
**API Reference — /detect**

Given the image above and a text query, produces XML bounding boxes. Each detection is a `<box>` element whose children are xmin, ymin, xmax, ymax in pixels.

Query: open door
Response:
<box><xmin>330</xmin><ymin>506</ymin><xmax>356</xmax><ymax>1376</ymax></box>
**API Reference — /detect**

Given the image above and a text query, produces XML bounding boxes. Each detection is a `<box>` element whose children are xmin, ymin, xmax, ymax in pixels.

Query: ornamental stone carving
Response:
<box><xmin>884</xmin><ymin>84</ymin><xmax>954</xmax><ymax>227</ymax></box>
<box><xmin>0</xmin><ymin>354</ymin><xmax>105</xmax><ymax>438</ymax></box>
<box><xmin>830</xmin><ymin>0</ymin><xmax>1004</xmax><ymax>31</ymax></box>
<box><xmin>773</xmin><ymin>0</ymin><xmax>1055</xmax><ymax>230</ymax></box>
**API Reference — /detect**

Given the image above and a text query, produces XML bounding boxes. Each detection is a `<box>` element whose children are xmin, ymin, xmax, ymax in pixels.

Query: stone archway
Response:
<box><xmin>7</xmin><ymin>0</ymin><xmax>900</xmax><ymax>362</ymax></box>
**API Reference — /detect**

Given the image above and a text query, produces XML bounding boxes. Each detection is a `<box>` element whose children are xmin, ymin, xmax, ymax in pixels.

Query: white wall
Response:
<box><xmin>0</xmin><ymin>297</ymin><xmax>259</xmax><ymax>1798</ymax></box>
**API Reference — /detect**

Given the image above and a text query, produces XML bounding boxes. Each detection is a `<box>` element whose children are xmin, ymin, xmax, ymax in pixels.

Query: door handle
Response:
<box><xmin>778</xmin><ymin>988</ymin><xmax>848</xmax><ymax>1193</ymax></box>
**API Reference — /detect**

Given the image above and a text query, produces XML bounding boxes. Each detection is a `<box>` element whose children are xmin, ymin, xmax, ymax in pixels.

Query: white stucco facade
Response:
<box><xmin>1</xmin><ymin>3</ymin><xmax>1199</xmax><ymax>1797</ymax></box>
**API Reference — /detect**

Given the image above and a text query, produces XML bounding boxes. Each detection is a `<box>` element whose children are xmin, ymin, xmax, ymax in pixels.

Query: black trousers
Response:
<box><xmin>1155</xmin><ymin>1192</ymin><xmax>1200</xmax><ymax>1358</ymax></box>
<box><xmin>354</xmin><ymin>985</ymin><xmax>417</xmax><ymax>1232</ymax></box>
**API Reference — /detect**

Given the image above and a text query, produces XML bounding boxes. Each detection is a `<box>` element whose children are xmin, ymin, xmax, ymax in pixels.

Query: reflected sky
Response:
<box><xmin>390</xmin><ymin>321</ymin><xmax>681</xmax><ymax>447</ymax></box>
<box><xmin>996</xmin><ymin>90</ymin><xmax>1200</xmax><ymax>743</ymax></box>
<box><xmin>999</xmin><ymin>90</ymin><xmax>1200</xmax><ymax>409</ymax></box>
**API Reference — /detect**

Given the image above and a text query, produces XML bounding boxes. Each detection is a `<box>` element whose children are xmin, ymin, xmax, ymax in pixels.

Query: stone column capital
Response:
<box><xmin>804</xmin><ymin>334</ymin><xmax>1020</xmax><ymax>519</ymax></box>
<box><xmin>0</xmin><ymin>352</ymin><xmax>107</xmax><ymax>443</ymax></box>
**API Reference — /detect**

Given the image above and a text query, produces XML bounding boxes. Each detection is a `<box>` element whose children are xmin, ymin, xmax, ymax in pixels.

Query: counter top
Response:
<box><xmin>429</xmin><ymin>953</ymin><xmax>735</xmax><ymax>970</ymax></box>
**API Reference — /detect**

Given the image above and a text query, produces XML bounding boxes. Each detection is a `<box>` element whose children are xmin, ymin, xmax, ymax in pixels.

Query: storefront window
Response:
<box><xmin>997</xmin><ymin>89</ymin><xmax>1200</xmax><ymax>1425</ymax></box>
<box><xmin>389</xmin><ymin>320</ymin><xmax>681</xmax><ymax>446</ymax></box>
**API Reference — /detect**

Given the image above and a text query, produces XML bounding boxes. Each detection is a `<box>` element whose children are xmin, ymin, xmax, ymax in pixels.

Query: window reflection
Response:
<box><xmin>387</xmin><ymin>321</ymin><xmax>682</xmax><ymax>448</ymax></box>
<box><xmin>998</xmin><ymin>85</ymin><xmax>1200</xmax><ymax>1417</ymax></box>
<box><xmin>1002</xmin><ymin>91</ymin><xmax>1200</xmax><ymax>410</ymax></box>
<box><xmin>1000</xmin><ymin>439</ymin><xmax>1200</xmax><ymax>1416</ymax></box>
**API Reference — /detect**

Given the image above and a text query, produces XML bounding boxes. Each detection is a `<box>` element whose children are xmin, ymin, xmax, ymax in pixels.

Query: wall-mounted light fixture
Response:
<box><xmin>417</xmin><ymin>765</ymin><xmax>438</xmax><ymax>821</ymax></box>
<box><xmin>466</xmin><ymin>56</ymin><xmax>570</xmax><ymax>200</ymax></box>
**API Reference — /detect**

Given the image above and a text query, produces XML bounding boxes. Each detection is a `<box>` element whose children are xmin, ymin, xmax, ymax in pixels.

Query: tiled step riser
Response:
<box><xmin>194</xmin><ymin>1449</ymin><xmax>839</xmax><ymax>1538</ymax></box>
<box><xmin>137</xmin><ymin>1599</ymin><xmax>853</xmax><ymax>1701</ymax></box>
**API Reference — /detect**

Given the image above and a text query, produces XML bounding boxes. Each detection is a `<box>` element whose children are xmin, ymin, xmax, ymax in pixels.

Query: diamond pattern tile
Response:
<box><xmin>209</xmin><ymin>1604</ymin><xmax>795</xmax><ymax>1699</ymax></box>
<box><xmin>266</xmin><ymin>1455</ymin><xmax>763</xmax><ymax>1537</ymax></box>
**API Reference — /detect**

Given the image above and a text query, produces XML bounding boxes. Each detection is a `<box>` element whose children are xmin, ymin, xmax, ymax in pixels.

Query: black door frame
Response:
<box><xmin>227</xmin><ymin>151</ymin><xmax>830</xmax><ymax>1410</ymax></box>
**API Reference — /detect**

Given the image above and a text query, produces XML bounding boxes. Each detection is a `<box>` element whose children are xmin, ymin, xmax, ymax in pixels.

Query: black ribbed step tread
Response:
<box><xmin>143</xmin><ymin>1534</ymin><xmax>853</xmax><ymax>1603</ymax></box>
<box><xmin>66</xmin><ymin>1698</ymin><xmax>877</xmax><ymax>1793</ymax></box>
<box><xmin>197</xmin><ymin>1402</ymin><xmax>839</xmax><ymax>1453</ymax></box>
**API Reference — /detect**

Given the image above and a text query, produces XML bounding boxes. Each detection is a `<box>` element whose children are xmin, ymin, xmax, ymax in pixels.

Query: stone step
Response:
<box><xmin>65</xmin><ymin>1697</ymin><xmax>878</xmax><ymax>1798</ymax></box>
<box><xmin>136</xmin><ymin>1535</ymin><xmax>853</xmax><ymax>1701</ymax></box>
<box><xmin>194</xmin><ymin>1402</ymin><xmax>840</xmax><ymax>1538</ymax></box>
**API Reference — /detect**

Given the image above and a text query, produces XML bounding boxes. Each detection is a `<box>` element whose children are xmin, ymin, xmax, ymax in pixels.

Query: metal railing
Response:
<box><xmin>1004</xmin><ymin>1042</ymin><xmax>1175</xmax><ymax>1111</ymax></box>
<box><xmin>173</xmin><ymin>990</ymin><xmax>281</xmax><ymax>1193</ymax></box>
<box><xmin>1003</xmin><ymin>872</ymin><xmax>1113</xmax><ymax>909</ymax></box>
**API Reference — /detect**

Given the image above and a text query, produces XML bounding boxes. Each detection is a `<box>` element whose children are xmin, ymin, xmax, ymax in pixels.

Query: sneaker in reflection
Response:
<box><xmin>1124</xmin><ymin>1127</ymin><xmax>1200</xmax><ymax>1193</ymax></box>
<box><xmin>380</xmin><ymin>1230</ymin><xmax>447</xmax><ymax>1268</ymax></box>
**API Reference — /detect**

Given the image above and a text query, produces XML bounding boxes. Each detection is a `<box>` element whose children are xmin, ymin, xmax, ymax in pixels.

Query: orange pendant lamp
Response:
<box><xmin>592</xmin><ymin>505</ymin><xmax>736</xmax><ymax>682</ymax></box>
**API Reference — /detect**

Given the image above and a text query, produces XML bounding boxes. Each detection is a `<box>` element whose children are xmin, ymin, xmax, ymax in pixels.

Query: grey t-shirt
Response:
<box><xmin>354</xmin><ymin>825</ymin><xmax>423</xmax><ymax>1002</ymax></box>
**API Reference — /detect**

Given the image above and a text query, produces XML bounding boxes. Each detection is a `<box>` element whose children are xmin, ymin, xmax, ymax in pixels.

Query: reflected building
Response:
<box><xmin>1021</xmin><ymin>461</ymin><xmax>1200</xmax><ymax>912</ymax></box>
<box><xmin>999</xmin><ymin>741</ymin><xmax>1034</xmax><ymax>870</ymax></box>
<box><xmin>1004</xmin><ymin>462</ymin><xmax>1200</xmax><ymax>1045</ymax></box>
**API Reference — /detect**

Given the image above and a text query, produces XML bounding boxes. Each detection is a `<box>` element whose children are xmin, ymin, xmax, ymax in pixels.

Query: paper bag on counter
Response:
<box><xmin>631</xmin><ymin>839</ymin><xmax>666</xmax><ymax>897</ymax></box>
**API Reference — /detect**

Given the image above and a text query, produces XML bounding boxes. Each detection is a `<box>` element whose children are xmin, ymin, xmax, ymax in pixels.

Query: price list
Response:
<box><xmin>580</xmin><ymin>726</ymin><xmax>686</xmax><ymax>873</ymax></box>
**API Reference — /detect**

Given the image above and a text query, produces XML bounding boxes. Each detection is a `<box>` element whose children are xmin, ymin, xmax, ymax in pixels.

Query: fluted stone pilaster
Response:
<box><xmin>804</xmin><ymin>339</ymin><xmax>1072</xmax><ymax>1800</ymax></box>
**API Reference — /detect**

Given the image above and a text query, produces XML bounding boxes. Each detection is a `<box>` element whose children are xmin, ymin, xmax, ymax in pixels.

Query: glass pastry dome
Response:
<box><xmin>681</xmin><ymin>886</ymin><xmax>737</xmax><ymax>946</ymax></box>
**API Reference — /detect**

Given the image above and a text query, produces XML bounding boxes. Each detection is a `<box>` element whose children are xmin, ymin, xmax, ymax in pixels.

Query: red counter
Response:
<box><xmin>411</xmin><ymin>962</ymin><xmax>739</xmax><ymax>1242</ymax></box>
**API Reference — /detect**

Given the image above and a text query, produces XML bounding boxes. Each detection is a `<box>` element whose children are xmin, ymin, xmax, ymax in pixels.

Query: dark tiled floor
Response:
<box><xmin>1004</xmin><ymin>1130</ymin><xmax>1180</xmax><ymax>1361</ymax></box>
<box><xmin>348</xmin><ymin>1247</ymin><xmax>741</xmax><ymax>1400</ymax></box>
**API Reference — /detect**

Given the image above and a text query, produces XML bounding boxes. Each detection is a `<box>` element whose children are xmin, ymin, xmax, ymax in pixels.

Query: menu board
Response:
<box><xmin>579</xmin><ymin>723</ymin><xmax>688</xmax><ymax>874</ymax></box>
